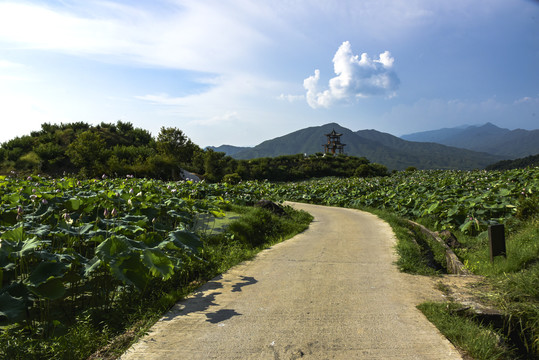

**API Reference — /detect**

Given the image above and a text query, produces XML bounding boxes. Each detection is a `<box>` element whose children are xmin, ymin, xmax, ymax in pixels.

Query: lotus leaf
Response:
<box><xmin>0</xmin><ymin>292</ymin><xmax>27</xmax><ymax>325</ymax></box>
<box><xmin>27</xmin><ymin>278</ymin><xmax>66</xmax><ymax>300</ymax></box>
<box><xmin>142</xmin><ymin>248</ymin><xmax>174</xmax><ymax>280</ymax></box>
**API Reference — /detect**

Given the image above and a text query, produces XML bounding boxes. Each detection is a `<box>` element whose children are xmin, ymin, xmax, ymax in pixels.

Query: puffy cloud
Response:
<box><xmin>304</xmin><ymin>41</ymin><xmax>399</xmax><ymax>108</ymax></box>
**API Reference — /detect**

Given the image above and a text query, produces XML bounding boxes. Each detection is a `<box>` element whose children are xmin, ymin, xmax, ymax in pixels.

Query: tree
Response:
<box><xmin>203</xmin><ymin>149</ymin><xmax>228</xmax><ymax>182</ymax></box>
<box><xmin>35</xmin><ymin>142</ymin><xmax>66</xmax><ymax>173</ymax></box>
<box><xmin>66</xmin><ymin>131</ymin><xmax>108</xmax><ymax>176</ymax></box>
<box><xmin>156</xmin><ymin>127</ymin><xmax>199</xmax><ymax>165</ymax></box>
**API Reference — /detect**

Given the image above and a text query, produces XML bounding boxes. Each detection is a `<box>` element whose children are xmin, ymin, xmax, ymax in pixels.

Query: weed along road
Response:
<box><xmin>121</xmin><ymin>203</ymin><xmax>462</xmax><ymax>360</ymax></box>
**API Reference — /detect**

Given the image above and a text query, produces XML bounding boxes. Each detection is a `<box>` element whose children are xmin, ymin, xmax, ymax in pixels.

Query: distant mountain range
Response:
<box><xmin>401</xmin><ymin>122</ymin><xmax>539</xmax><ymax>158</ymax></box>
<box><xmin>209</xmin><ymin>123</ymin><xmax>509</xmax><ymax>171</ymax></box>
<box><xmin>206</xmin><ymin>144</ymin><xmax>250</xmax><ymax>156</ymax></box>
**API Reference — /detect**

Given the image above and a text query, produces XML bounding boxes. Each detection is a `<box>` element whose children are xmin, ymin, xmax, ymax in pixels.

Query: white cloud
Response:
<box><xmin>0</xmin><ymin>59</ymin><xmax>34</xmax><ymax>82</ymax></box>
<box><xmin>278</xmin><ymin>93</ymin><xmax>305</xmax><ymax>102</ymax></box>
<box><xmin>133</xmin><ymin>72</ymin><xmax>291</xmax><ymax>129</ymax></box>
<box><xmin>134</xmin><ymin>93</ymin><xmax>184</xmax><ymax>106</ymax></box>
<box><xmin>304</xmin><ymin>41</ymin><xmax>399</xmax><ymax>109</ymax></box>
<box><xmin>514</xmin><ymin>96</ymin><xmax>539</xmax><ymax>104</ymax></box>
<box><xmin>0</xmin><ymin>93</ymin><xmax>69</xmax><ymax>140</ymax></box>
<box><xmin>0</xmin><ymin>1</ymin><xmax>271</xmax><ymax>74</ymax></box>
<box><xmin>193</xmin><ymin>111</ymin><xmax>240</xmax><ymax>126</ymax></box>
<box><xmin>0</xmin><ymin>59</ymin><xmax>24</xmax><ymax>68</ymax></box>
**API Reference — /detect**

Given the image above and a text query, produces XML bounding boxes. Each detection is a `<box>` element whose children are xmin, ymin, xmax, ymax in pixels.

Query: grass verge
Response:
<box><xmin>454</xmin><ymin>216</ymin><xmax>539</xmax><ymax>358</ymax></box>
<box><xmin>361</xmin><ymin>207</ymin><xmax>442</xmax><ymax>275</ymax></box>
<box><xmin>363</xmin><ymin>207</ymin><xmax>539</xmax><ymax>359</ymax></box>
<box><xmin>417</xmin><ymin>302</ymin><xmax>515</xmax><ymax>360</ymax></box>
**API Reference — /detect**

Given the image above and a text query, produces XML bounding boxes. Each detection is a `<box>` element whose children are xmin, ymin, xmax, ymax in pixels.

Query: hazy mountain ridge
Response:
<box><xmin>227</xmin><ymin>123</ymin><xmax>504</xmax><ymax>170</ymax></box>
<box><xmin>401</xmin><ymin>123</ymin><xmax>539</xmax><ymax>158</ymax></box>
<box><xmin>206</xmin><ymin>145</ymin><xmax>250</xmax><ymax>156</ymax></box>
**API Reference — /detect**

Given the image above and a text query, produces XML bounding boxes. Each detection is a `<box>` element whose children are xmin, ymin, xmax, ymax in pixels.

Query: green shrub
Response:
<box><xmin>228</xmin><ymin>208</ymin><xmax>279</xmax><ymax>247</ymax></box>
<box><xmin>223</xmin><ymin>173</ymin><xmax>241</xmax><ymax>184</ymax></box>
<box><xmin>516</xmin><ymin>195</ymin><xmax>538</xmax><ymax>220</ymax></box>
<box><xmin>227</xmin><ymin>205</ymin><xmax>312</xmax><ymax>248</ymax></box>
<box><xmin>16</xmin><ymin>151</ymin><xmax>41</xmax><ymax>170</ymax></box>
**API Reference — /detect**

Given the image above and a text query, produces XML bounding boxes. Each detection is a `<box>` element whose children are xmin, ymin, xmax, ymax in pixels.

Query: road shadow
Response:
<box><xmin>160</xmin><ymin>275</ymin><xmax>256</xmax><ymax>323</ymax></box>
<box><xmin>205</xmin><ymin>309</ymin><xmax>242</xmax><ymax>324</ymax></box>
<box><xmin>161</xmin><ymin>278</ymin><xmax>225</xmax><ymax>321</ymax></box>
<box><xmin>232</xmin><ymin>276</ymin><xmax>257</xmax><ymax>292</ymax></box>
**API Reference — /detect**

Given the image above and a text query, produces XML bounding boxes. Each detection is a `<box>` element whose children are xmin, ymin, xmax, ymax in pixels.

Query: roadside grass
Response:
<box><xmin>417</xmin><ymin>302</ymin><xmax>515</xmax><ymax>360</ymax></box>
<box><xmin>0</xmin><ymin>204</ymin><xmax>313</xmax><ymax>360</ymax></box>
<box><xmin>492</xmin><ymin>261</ymin><xmax>539</xmax><ymax>358</ymax></box>
<box><xmin>455</xmin><ymin>217</ymin><xmax>539</xmax><ymax>276</ymax></box>
<box><xmin>361</xmin><ymin>207</ymin><xmax>442</xmax><ymax>275</ymax></box>
<box><xmin>451</xmin><ymin>217</ymin><xmax>539</xmax><ymax>357</ymax></box>
<box><xmin>363</xmin><ymin>207</ymin><xmax>539</xmax><ymax>359</ymax></box>
<box><xmin>201</xmin><ymin>204</ymin><xmax>313</xmax><ymax>276</ymax></box>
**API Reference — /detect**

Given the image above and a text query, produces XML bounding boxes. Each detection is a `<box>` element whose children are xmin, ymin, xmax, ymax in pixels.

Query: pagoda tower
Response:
<box><xmin>323</xmin><ymin>129</ymin><xmax>346</xmax><ymax>155</ymax></box>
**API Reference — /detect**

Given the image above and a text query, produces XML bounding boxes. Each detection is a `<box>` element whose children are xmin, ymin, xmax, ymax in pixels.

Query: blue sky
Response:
<box><xmin>0</xmin><ymin>0</ymin><xmax>538</xmax><ymax>147</ymax></box>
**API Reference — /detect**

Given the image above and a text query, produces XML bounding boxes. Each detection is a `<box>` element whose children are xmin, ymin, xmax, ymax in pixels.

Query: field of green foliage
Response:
<box><xmin>0</xmin><ymin>174</ymin><xmax>316</xmax><ymax>358</ymax></box>
<box><xmin>261</xmin><ymin>167</ymin><xmax>537</xmax><ymax>235</ymax></box>
<box><xmin>1</xmin><ymin>167</ymin><xmax>537</xmax><ymax>358</ymax></box>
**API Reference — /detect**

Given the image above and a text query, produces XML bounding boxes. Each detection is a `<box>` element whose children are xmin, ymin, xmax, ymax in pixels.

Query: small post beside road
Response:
<box><xmin>488</xmin><ymin>224</ymin><xmax>506</xmax><ymax>261</ymax></box>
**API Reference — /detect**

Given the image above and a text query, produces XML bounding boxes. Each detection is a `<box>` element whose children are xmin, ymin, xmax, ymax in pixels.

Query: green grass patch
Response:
<box><xmin>201</xmin><ymin>204</ymin><xmax>312</xmax><ymax>274</ymax></box>
<box><xmin>361</xmin><ymin>207</ymin><xmax>442</xmax><ymax>275</ymax></box>
<box><xmin>440</xmin><ymin>217</ymin><xmax>539</xmax><ymax>356</ymax></box>
<box><xmin>417</xmin><ymin>302</ymin><xmax>515</xmax><ymax>360</ymax></box>
<box><xmin>364</xmin><ymin>208</ymin><xmax>539</xmax><ymax>358</ymax></box>
<box><xmin>492</xmin><ymin>262</ymin><xmax>539</xmax><ymax>357</ymax></box>
<box><xmin>455</xmin><ymin>217</ymin><xmax>539</xmax><ymax>276</ymax></box>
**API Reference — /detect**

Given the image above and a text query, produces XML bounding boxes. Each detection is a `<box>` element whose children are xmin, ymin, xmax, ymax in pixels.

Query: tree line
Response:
<box><xmin>0</xmin><ymin>121</ymin><xmax>388</xmax><ymax>181</ymax></box>
<box><xmin>486</xmin><ymin>154</ymin><xmax>539</xmax><ymax>171</ymax></box>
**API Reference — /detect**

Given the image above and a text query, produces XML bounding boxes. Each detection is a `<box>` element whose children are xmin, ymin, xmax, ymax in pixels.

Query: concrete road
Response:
<box><xmin>121</xmin><ymin>203</ymin><xmax>462</xmax><ymax>360</ymax></box>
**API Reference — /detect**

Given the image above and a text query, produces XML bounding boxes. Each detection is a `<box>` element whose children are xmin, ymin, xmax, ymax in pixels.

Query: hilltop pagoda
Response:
<box><xmin>323</xmin><ymin>129</ymin><xmax>346</xmax><ymax>155</ymax></box>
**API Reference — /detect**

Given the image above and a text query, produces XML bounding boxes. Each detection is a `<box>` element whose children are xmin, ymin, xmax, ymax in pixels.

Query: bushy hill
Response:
<box><xmin>0</xmin><ymin>121</ymin><xmax>200</xmax><ymax>179</ymax></box>
<box><xmin>0</xmin><ymin>121</ymin><xmax>388</xmax><ymax>182</ymax></box>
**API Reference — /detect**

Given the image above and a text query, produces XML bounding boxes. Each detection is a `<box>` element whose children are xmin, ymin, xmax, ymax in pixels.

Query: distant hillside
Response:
<box><xmin>401</xmin><ymin>123</ymin><xmax>539</xmax><ymax>158</ymax></box>
<box><xmin>207</xmin><ymin>145</ymin><xmax>251</xmax><ymax>156</ymax></box>
<box><xmin>400</xmin><ymin>124</ymin><xmax>473</xmax><ymax>143</ymax></box>
<box><xmin>486</xmin><ymin>154</ymin><xmax>539</xmax><ymax>170</ymax></box>
<box><xmin>232</xmin><ymin>123</ymin><xmax>504</xmax><ymax>170</ymax></box>
<box><xmin>233</xmin><ymin>123</ymin><xmax>358</xmax><ymax>159</ymax></box>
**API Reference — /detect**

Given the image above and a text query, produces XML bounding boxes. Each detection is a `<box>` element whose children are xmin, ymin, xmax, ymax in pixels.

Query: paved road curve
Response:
<box><xmin>121</xmin><ymin>203</ymin><xmax>462</xmax><ymax>359</ymax></box>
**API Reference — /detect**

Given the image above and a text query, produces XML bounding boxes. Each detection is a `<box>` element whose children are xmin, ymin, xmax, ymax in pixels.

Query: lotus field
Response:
<box><xmin>0</xmin><ymin>167</ymin><xmax>537</xmax><ymax>337</ymax></box>
<box><xmin>0</xmin><ymin>175</ymin><xmax>231</xmax><ymax>334</ymax></box>
<box><xmin>267</xmin><ymin>168</ymin><xmax>539</xmax><ymax>234</ymax></box>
